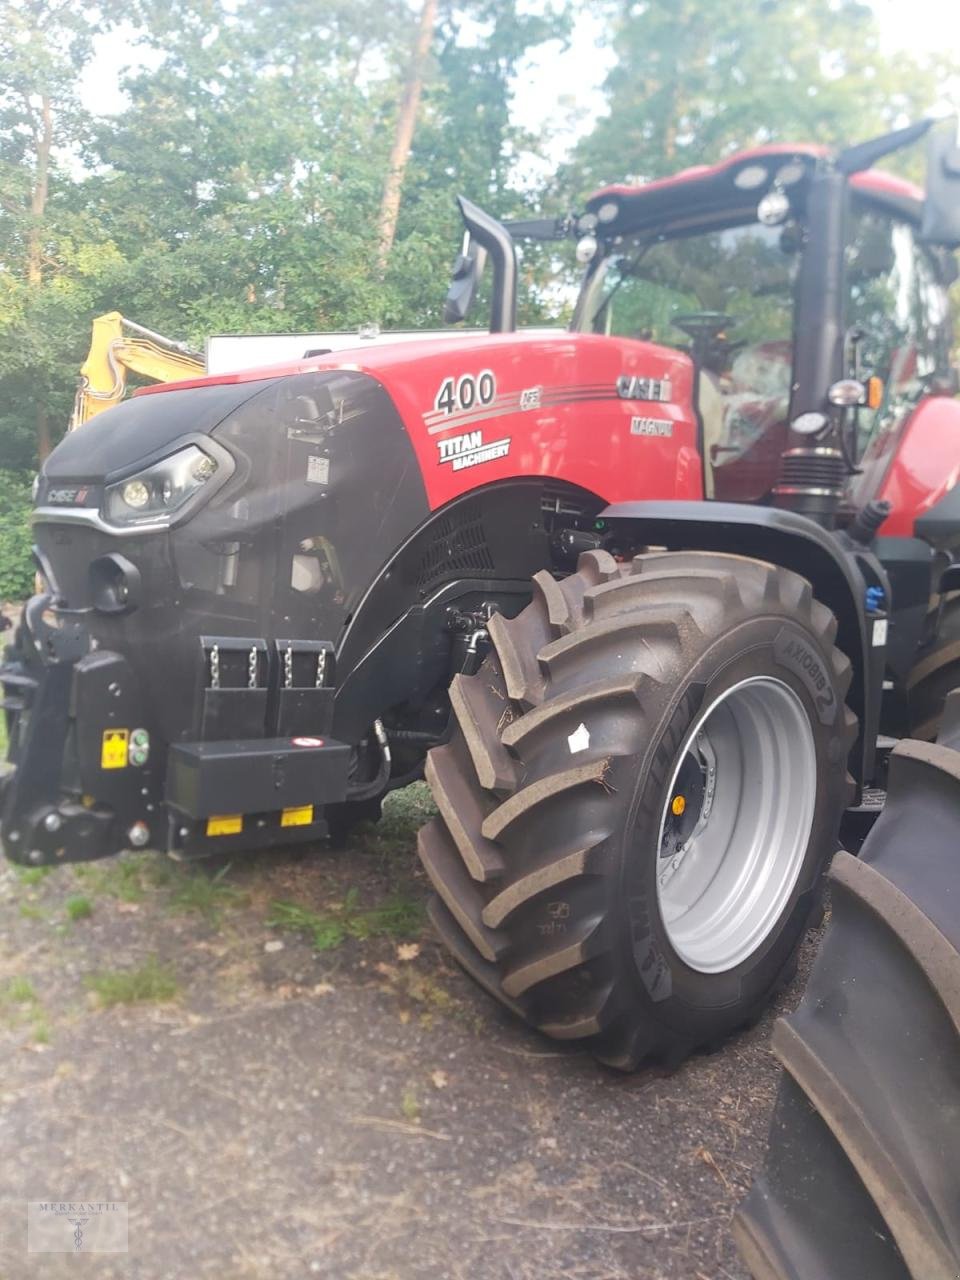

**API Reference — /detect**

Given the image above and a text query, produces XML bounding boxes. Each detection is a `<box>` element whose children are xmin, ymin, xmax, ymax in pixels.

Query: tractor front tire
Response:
<box><xmin>418</xmin><ymin>550</ymin><xmax>856</xmax><ymax>1070</ymax></box>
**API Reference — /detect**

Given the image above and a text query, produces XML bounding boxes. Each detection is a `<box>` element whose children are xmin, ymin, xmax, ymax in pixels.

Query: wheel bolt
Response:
<box><xmin>43</xmin><ymin>812</ymin><xmax>62</xmax><ymax>833</ymax></box>
<box><xmin>127</xmin><ymin>821</ymin><xmax>150</xmax><ymax>848</ymax></box>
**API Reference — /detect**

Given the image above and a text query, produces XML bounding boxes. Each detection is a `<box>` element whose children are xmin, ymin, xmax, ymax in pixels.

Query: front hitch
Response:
<box><xmin>1</xmin><ymin>598</ymin><xmax>354</xmax><ymax>866</ymax></box>
<box><xmin>0</xmin><ymin>595</ymin><xmax>144</xmax><ymax>866</ymax></box>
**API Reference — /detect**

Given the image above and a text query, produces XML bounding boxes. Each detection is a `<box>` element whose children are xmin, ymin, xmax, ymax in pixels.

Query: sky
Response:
<box><xmin>81</xmin><ymin>0</ymin><xmax>959</xmax><ymax>162</ymax></box>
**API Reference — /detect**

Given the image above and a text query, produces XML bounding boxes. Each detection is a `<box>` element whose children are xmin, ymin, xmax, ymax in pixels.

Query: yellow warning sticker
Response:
<box><xmin>101</xmin><ymin>729</ymin><xmax>129</xmax><ymax>770</ymax></box>
<box><xmin>281</xmin><ymin>805</ymin><xmax>314</xmax><ymax>828</ymax></box>
<box><xmin>206</xmin><ymin>814</ymin><xmax>243</xmax><ymax>837</ymax></box>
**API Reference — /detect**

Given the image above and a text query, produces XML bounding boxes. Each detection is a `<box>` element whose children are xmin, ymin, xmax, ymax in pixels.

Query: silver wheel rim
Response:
<box><xmin>654</xmin><ymin>676</ymin><xmax>817</xmax><ymax>974</ymax></box>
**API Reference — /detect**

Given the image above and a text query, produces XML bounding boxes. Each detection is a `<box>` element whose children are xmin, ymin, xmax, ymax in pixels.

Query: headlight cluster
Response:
<box><xmin>104</xmin><ymin>445</ymin><xmax>219</xmax><ymax>527</ymax></box>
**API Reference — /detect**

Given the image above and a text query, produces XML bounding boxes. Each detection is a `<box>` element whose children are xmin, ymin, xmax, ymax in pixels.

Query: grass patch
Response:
<box><xmin>15</xmin><ymin>865</ymin><xmax>53</xmax><ymax>887</ymax></box>
<box><xmin>74</xmin><ymin>855</ymin><xmax>148</xmax><ymax>902</ymax></box>
<box><xmin>401</xmin><ymin>1088</ymin><xmax>420</xmax><ymax>1122</ymax></box>
<box><xmin>85</xmin><ymin>956</ymin><xmax>179</xmax><ymax>1007</ymax></box>
<box><xmin>0</xmin><ymin>976</ymin><xmax>49</xmax><ymax>1038</ymax></box>
<box><xmin>268</xmin><ymin>887</ymin><xmax>424</xmax><ymax>952</ymax></box>
<box><xmin>167</xmin><ymin>864</ymin><xmax>247</xmax><ymax>918</ymax></box>
<box><xmin>2</xmin><ymin>976</ymin><xmax>36</xmax><ymax>1005</ymax></box>
<box><xmin>73</xmin><ymin>853</ymin><xmax>245</xmax><ymax>922</ymax></box>
<box><xmin>18</xmin><ymin>902</ymin><xmax>47</xmax><ymax>921</ymax></box>
<box><xmin>65</xmin><ymin>895</ymin><xmax>93</xmax><ymax>921</ymax></box>
<box><xmin>74</xmin><ymin>853</ymin><xmax>172</xmax><ymax>902</ymax></box>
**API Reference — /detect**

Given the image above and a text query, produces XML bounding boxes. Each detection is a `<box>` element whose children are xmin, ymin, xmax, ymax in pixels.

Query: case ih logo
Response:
<box><xmin>47</xmin><ymin>486</ymin><xmax>89</xmax><ymax>505</ymax></box>
<box><xmin>437</xmin><ymin>430</ymin><xmax>511</xmax><ymax>471</ymax></box>
<box><xmin>617</xmin><ymin>374</ymin><xmax>672</xmax><ymax>402</ymax></box>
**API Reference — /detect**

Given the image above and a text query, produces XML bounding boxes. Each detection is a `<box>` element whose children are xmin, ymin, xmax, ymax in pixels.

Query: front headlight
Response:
<box><xmin>104</xmin><ymin>445</ymin><xmax>220</xmax><ymax>527</ymax></box>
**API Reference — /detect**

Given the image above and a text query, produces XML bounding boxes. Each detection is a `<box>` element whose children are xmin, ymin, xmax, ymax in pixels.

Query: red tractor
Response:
<box><xmin>3</xmin><ymin>120</ymin><xmax>959</xmax><ymax>1069</ymax></box>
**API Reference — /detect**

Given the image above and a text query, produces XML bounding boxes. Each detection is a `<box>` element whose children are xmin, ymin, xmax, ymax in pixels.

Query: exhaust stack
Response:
<box><xmin>445</xmin><ymin>196</ymin><xmax>517</xmax><ymax>334</ymax></box>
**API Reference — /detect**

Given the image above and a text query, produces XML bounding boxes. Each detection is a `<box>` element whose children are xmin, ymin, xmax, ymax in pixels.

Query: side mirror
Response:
<box><xmin>443</xmin><ymin>235</ymin><xmax>487</xmax><ymax>325</ymax></box>
<box><xmin>921</xmin><ymin>121</ymin><xmax>960</xmax><ymax>249</ymax></box>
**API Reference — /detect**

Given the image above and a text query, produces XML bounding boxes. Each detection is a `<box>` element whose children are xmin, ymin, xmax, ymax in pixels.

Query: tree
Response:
<box><xmin>0</xmin><ymin>0</ymin><xmax>118</xmax><ymax>462</ymax></box>
<box><xmin>85</xmin><ymin>0</ymin><xmax>570</xmax><ymax>336</ymax></box>
<box><xmin>569</xmin><ymin>0</ymin><xmax>943</xmax><ymax>197</ymax></box>
<box><xmin>383</xmin><ymin>0</ymin><xmax>573</xmax><ymax>324</ymax></box>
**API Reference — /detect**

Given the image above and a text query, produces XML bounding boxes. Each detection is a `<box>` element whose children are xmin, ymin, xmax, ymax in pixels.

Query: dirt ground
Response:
<box><xmin>0</xmin><ymin>784</ymin><xmax>819</xmax><ymax>1280</ymax></box>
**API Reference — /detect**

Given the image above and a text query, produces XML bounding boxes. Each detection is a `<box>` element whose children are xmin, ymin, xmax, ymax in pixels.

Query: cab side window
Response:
<box><xmin>846</xmin><ymin>208</ymin><xmax>951</xmax><ymax>455</ymax></box>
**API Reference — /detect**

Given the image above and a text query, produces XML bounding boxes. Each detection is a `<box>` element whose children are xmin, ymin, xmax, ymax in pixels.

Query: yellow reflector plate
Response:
<box><xmin>671</xmin><ymin>794</ymin><xmax>686</xmax><ymax>816</ymax></box>
<box><xmin>281</xmin><ymin>805</ymin><xmax>314</xmax><ymax>828</ymax></box>
<box><xmin>206</xmin><ymin>814</ymin><xmax>243</xmax><ymax>836</ymax></box>
<box><xmin>101</xmin><ymin>729</ymin><xmax>129</xmax><ymax>770</ymax></box>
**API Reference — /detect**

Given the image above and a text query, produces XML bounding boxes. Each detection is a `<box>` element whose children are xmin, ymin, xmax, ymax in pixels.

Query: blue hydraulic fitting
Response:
<box><xmin>865</xmin><ymin>585</ymin><xmax>885</xmax><ymax>612</ymax></box>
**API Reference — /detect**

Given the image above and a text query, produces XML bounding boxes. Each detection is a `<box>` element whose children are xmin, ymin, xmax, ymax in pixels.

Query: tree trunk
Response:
<box><xmin>36</xmin><ymin>407</ymin><xmax>51</xmax><ymax>462</ymax></box>
<box><xmin>376</xmin><ymin>0</ymin><xmax>437</xmax><ymax>271</ymax></box>
<box><xmin>27</xmin><ymin>95</ymin><xmax>52</xmax><ymax>287</ymax></box>
<box><xmin>28</xmin><ymin>95</ymin><xmax>53</xmax><ymax>461</ymax></box>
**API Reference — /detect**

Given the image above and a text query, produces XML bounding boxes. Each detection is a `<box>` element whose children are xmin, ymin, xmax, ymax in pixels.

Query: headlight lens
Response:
<box><xmin>104</xmin><ymin>445</ymin><xmax>219</xmax><ymax>527</ymax></box>
<box><xmin>121</xmin><ymin>480</ymin><xmax>151</xmax><ymax>509</ymax></box>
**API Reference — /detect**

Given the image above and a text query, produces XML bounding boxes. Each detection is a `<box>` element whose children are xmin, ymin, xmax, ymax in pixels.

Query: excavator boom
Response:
<box><xmin>70</xmin><ymin>311</ymin><xmax>204</xmax><ymax>428</ymax></box>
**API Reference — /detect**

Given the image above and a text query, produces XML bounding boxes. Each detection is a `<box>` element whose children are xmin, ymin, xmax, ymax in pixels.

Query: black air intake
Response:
<box><xmin>773</xmin><ymin>446</ymin><xmax>846</xmax><ymax>522</ymax></box>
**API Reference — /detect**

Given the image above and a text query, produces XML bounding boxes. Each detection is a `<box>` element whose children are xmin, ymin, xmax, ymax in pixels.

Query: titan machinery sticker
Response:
<box><xmin>437</xmin><ymin>430</ymin><xmax>511</xmax><ymax>471</ymax></box>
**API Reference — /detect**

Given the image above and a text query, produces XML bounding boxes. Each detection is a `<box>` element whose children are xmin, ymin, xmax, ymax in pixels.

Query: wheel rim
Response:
<box><xmin>654</xmin><ymin>676</ymin><xmax>817</xmax><ymax>974</ymax></box>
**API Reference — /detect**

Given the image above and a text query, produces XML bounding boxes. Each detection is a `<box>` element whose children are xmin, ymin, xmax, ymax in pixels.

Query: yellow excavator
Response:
<box><xmin>70</xmin><ymin>312</ymin><xmax>204</xmax><ymax>429</ymax></box>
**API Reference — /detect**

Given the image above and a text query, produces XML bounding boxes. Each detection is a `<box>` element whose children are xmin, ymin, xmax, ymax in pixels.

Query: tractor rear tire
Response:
<box><xmin>907</xmin><ymin>595</ymin><xmax>960</xmax><ymax>740</ymax></box>
<box><xmin>734</xmin><ymin>736</ymin><xmax>960</xmax><ymax>1279</ymax></box>
<box><xmin>418</xmin><ymin>549</ymin><xmax>856</xmax><ymax>1070</ymax></box>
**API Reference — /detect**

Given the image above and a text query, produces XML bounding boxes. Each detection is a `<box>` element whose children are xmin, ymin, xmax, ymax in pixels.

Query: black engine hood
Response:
<box><xmin>42</xmin><ymin>378</ymin><xmax>278</xmax><ymax>483</ymax></box>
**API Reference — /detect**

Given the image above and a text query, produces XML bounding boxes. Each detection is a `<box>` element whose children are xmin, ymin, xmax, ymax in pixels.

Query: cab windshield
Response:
<box><xmin>577</xmin><ymin>219</ymin><xmax>801</xmax><ymax>501</ymax></box>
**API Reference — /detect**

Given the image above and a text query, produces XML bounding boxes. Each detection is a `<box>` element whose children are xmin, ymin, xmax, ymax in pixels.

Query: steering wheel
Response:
<box><xmin>671</xmin><ymin>312</ymin><xmax>742</xmax><ymax>370</ymax></box>
<box><xmin>670</xmin><ymin>312</ymin><xmax>736</xmax><ymax>343</ymax></box>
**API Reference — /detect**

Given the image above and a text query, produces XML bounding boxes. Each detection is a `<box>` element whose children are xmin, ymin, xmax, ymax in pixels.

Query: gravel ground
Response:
<box><xmin>0</xmin><ymin>785</ymin><xmax>820</xmax><ymax>1280</ymax></box>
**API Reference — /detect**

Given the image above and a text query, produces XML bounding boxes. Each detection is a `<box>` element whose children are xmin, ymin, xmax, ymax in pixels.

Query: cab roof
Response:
<box><xmin>584</xmin><ymin>143</ymin><xmax>923</xmax><ymax>241</ymax></box>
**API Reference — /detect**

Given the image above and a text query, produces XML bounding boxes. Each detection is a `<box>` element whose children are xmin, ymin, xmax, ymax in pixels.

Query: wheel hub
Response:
<box><xmin>654</xmin><ymin>676</ymin><xmax>817</xmax><ymax>974</ymax></box>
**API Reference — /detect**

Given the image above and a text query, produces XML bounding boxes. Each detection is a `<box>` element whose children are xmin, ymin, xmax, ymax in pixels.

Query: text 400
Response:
<box><xmin>434</xmin><ymin>371</ymin><xmax>496</xmax><ymax>415</ymax></box>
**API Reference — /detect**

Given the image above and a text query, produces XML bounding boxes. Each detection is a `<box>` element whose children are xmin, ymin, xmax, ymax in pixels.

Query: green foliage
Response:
<box><xmin>268</xmin><ymin>887</ymin><xmax>424</xmax><ymax>951</ymax></box>
<box><xmin>0</xmin><ymin>470</ymin><xmax>35</xmax><ymax>601</ymax></box>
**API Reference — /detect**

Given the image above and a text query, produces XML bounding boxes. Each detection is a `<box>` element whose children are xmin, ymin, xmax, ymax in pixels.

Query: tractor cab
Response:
<box><xmin>569</xmin><ymin>142</ymin><xmax>957</xmax><ymax>509</ymax></box>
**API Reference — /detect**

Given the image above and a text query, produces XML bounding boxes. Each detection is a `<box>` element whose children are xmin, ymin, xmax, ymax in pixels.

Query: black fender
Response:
<box><xmin>598</xmin><ymin>501</ymin><xmax>884</xmax><ymax>788</ymax></box>
<box><xmin>333</xmin><ymin>480</ymin><xmax>604</xmax><ymax>745</ymax></box>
